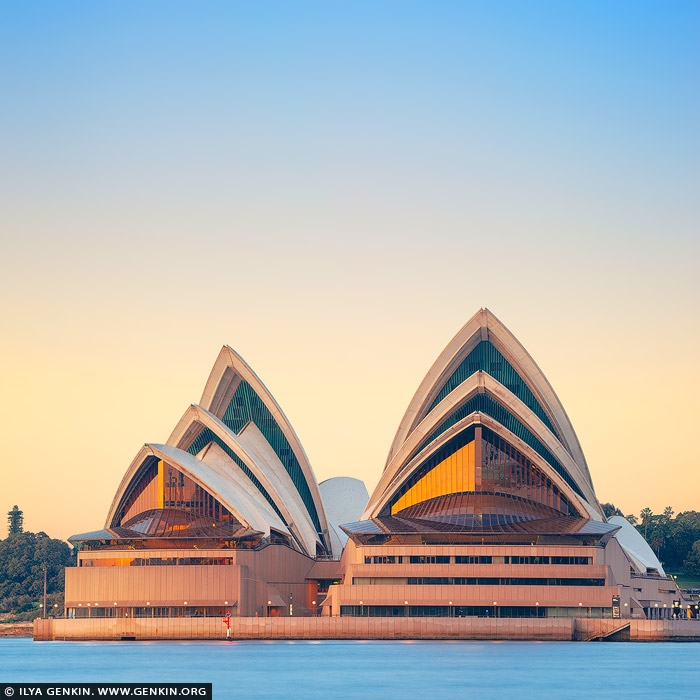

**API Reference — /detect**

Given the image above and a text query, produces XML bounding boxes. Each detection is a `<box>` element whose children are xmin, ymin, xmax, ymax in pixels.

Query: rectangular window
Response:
<box><xmin>409</xmin><ymin>555</ymin><xmax>451</xmax><ymax>564</ymax></box>
<box><xmin>353</xmin><ymin>576</ymin><xmax>604</xmax><ymax>587</ymax></box>
<box><xmin>455</xmin><ymin>556</ymin><xmax>492</xmax><ymax>564</ymax></box>
<box><xmin>364</xmin><ymin>555</ymin><xmax>398</xmax><ymax>564</ymax></box>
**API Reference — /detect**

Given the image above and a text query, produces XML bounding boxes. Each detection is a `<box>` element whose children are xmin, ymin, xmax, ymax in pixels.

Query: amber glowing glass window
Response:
<box><xmin>391</xmin><ymin>439</ymin><xmax>476</xmax><ymax>514</ymax></box>
<box><xmin>389</xmin><ymin>425</ymin><xmax>574</xmax><ymax>518</ymax></box>
<box><xmin>117</xmin><ymin>460</ymin><xmax>237</xmax><ymax>529</ymax></box>
<box><xmin>416</xmin><ymin>392</ymin><xmax>582</xmax><ymax>498</ymax></box>
<box><xmin>119</xmin><ymin>458</ymin><xmax>159</xmax><ymax>524</ymax></box>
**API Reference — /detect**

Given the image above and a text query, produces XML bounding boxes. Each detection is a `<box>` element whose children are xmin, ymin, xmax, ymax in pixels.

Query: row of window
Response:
<box><xmin>365</xmin><ymin>555</ymin><xmax>484</xmax><ymax>564</ymax></box>
<box><xmin>80</xmin><ymin>557</ymin><xmax>235</xmax><ymax>567</ymax></box>
<box><xmin>363</xmin><ymin>555</ymin><xmax>592</xmax><ymax>565</ymax></box>
<box><xmin>68</xmin><ymin>606</ymin><xmax>230</xmax><ymax>619</ymax></box>
<box><xmin>352</xmin><ymin>577</ymin><xmax>606</xmax><ymax>586</ymax></box>
<box><xmin>456</xmin><ymin>556</ymin><xmax>493</xmax><ymax>564</ymax></box>
<box><xmin>340</xmin><ymin>605</ymin><xmax>612</xmax><ymax>618</ymax></box>
<box><xmin>506</xmin><ymin>556</ymin><xmax>591</xmax><ymax>565</ymax></box>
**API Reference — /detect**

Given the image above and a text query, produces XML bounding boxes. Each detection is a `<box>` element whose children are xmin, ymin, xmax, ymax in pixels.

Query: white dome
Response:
<box><xmin>320</xmin><ymin>477</ymin><xmax>369</xmax><ymax>554</ymax></box>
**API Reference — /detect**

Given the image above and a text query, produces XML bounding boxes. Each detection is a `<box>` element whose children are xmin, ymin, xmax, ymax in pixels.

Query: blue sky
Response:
<box><xmin>1</xmin><ymin>1</ymin><xmax>698</xmax><ymax>537</ymax></box>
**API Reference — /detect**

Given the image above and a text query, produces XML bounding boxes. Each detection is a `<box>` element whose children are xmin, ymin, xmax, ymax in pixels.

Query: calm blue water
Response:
<box><xmin>1</xmin><ymin>637</ymin><xmax>698</xmax><ymax>699</ymax></box>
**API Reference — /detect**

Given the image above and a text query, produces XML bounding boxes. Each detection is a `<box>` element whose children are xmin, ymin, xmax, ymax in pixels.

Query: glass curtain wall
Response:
<box><xmin>389</xmin><ymin>425</ymin><xmax>574</xmax><ymax>519</ymax></box>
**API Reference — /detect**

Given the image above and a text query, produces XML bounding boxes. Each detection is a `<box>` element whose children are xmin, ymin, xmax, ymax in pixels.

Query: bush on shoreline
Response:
<box><xmin>0</xmin><ymin>530</ymin><xmax>74</xmax><ymax>620</ymax></box>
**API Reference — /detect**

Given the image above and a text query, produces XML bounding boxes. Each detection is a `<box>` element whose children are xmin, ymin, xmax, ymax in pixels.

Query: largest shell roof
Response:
<box><xmin>363</xmin><ymin>308</ymin><xmax>604</xmax><ymax>522</ymax></box>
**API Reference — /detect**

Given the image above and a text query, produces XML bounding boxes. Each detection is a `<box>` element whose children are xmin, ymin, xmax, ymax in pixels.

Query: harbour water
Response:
<box><xmin>1</xmin><ymin>637</ymin><xmax>698</xmax><ymax>699</ymax></box>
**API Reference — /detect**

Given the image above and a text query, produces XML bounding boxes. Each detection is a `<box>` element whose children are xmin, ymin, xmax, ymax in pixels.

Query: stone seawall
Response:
<box><xmin>33</xmin><ymin>617</ymin><xmax>700</xmax><ymax>642</ymax></box>
<box><xmin>0</xmin><ymin>622</ymin><xmax>34</xmax><ymax>637</ymax></box>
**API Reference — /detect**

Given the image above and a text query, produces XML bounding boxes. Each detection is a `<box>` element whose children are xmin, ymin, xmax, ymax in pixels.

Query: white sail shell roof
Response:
<box><xmin>102</xmin><ymin>345</ymin><xmax>337</xmax><ymax>557</ymax></box>
<box><xmin>106</xmin><ymin>443</ymin><xmax>285</xmax><ymax>538</ymax></box>
<box><xmin>166</xmin><ymin>404</ymin><xmax>321</xmax><ymax>556</ymax></box>
<box><xmin>197</xmin><ymin>345</ymin><xmax>330</xmax><ymax>549</ymax></box>
<box><xmin>365</xmin><ymin>308</ymin><xmax>603</xmax><ymax>520</ymax></box>
<box><xmin>609</xmin><ymin>516</ymin><xmax>666</xmax><ymax>576</ymax></box>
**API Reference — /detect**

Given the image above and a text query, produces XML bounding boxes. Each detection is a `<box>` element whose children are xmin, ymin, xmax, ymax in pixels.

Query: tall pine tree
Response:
<box><xmin>7</xmin><ymin>505</ymin><xmax>24</xmax><ymax>534</ymax></box>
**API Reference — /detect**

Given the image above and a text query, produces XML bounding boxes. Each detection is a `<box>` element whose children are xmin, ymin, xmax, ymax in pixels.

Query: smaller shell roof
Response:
<box><xmin>197</xmin><ymin>345</ymin><xmax>330</xmax><ymax>548</ymax></box>
<box><xmin>319</xmin><ymin>477</ymin><xmax>369</xmax><ymax>554</ymax></box>
<box><xmin>105</xmin><ymin>442</ymin><xmax>292</xmax><ymax>545</ymax></box>
<box><xmin>609</xmin><ymin>516</ymin><xmax>667</xmax><ymax>575</ymax></box>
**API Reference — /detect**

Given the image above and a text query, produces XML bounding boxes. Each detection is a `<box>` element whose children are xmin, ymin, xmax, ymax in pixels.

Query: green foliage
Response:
<box><xmin>7</xmin><ymin>505</ymin><xmax>23</xmax><ymax>535</ymax></box>
<box><xmin>629</xmin><ymin>507</ymin><xmax>700</xmax><ymax>574</ymax></box>
<box><xmin>639</xmin><ymin>507</ymin><xmax>673</xmax><ymax>558</ymax></box>
<box><xmin>639</xmin><ymin>507</ymin><xmax>653</xmax><ymax>539</ymax></box>
<box><xmin>682</xmin><ymin>540</ymin><xmax>700</xmax><ymax>578</ymax></box>
<box><xmin>660</xmin><ymin>511</ymin><xmax>700</xmax><ymax>571</ymax></box>
<box><xmin>0</xmin><ymin>530</ymin><xmax>74</xmax><ymax>619</ymax></box>
<box><xmin>601</xmin><ymin>503</ymin><xmax>623</xmax><ymax>519</ymax></box>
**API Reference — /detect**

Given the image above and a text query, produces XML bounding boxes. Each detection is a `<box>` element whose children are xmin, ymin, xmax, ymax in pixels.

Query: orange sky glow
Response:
<box><xmin>1</xmin><ymin>2</ymin><xmax>698</xmax><ymax>541</ymax></box>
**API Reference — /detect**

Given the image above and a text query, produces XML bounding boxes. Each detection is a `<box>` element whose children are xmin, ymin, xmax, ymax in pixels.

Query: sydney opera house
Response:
<box><xmin>66</xmin><ymin>309</ymin><xmax>677</xmax><ymax>622</ymax></box>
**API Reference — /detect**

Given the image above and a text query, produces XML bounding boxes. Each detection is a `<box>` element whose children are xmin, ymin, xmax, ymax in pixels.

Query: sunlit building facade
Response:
<box><xmin>324</xmin><ymin>309</ymin><xmax>676</xmax><ymax>620</ymax></box>
<box><xmin>67</xmin><ymin>347</ymin><xmax>367</xmax><ymax>619</ymax></box>
<box><xmin>66</xmin><ymin>310</ymin><xmax>678</xmax><ymax>622</ymax></box>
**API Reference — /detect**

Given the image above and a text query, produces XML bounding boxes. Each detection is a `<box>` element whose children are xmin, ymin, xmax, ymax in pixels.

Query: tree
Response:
<box><xmin>640</xmin><ymin>507</ymin><xmax>653</xmax><ymax>541</ymax></box>
<box><xmin>625</xmin><ymin>514</ymin><xmax>638</xmax><ymax>525</ymax></box>
<box><xmin>661</xmin><ymin>511</ymin><xmax>700</xmax><ymax>571</ymax></box>
<box><xmin>682</xmin><ymin>540</ymin><xmax>700</xmax><ymax>578</ymax></box>
<box><xmin>7</xmin><ymin>505</ymin><xmax>23</xmax><ymax>535</ymax></box>
<box><xmin>0</xmin><ymin>530</ymin><xmax>73</xmax><ymax>619</ymax></box>
<box><xmin>622</xmin><ymin>507</ymin><xmax>700</xmax><ymax>571</ymax></box>
<box><xmin>639</xmin><ymin>507</ymin><xmax>676</xmax><ymax>556</ymax></box>
<box><xmin>601</xmin><ymin>503</ymin><xmax>623</xmax><ymax>519</ymax></box>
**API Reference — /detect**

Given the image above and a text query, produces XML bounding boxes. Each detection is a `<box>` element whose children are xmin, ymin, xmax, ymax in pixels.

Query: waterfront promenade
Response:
<box><xmin>34</xmin><ymin>616</ymin><xmax>700</xmax><ymax>642</ymax></box>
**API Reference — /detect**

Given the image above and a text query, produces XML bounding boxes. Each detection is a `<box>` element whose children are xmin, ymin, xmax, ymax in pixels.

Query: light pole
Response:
<box><xmin>312</xmin><ymin>600</ymin><xmax>317</xmax><ymax>617</ymax></box>
<box><xmin>42</xmin><ymin>563</ymin><xmax>47</xmax><ymax>619</ymax></box>
<box><xmin>493</xmin><ymin>601</ymin><xmax>498</xmax><ymax>619</ymax></box>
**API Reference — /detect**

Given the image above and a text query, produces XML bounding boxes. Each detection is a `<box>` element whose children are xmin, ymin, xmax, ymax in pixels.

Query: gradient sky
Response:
<box><xmin>1</xmin><ymin>1</ymin><xmax>698</xmax><ymax>541</ymax></box>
